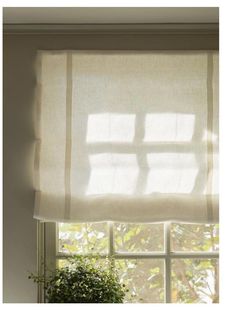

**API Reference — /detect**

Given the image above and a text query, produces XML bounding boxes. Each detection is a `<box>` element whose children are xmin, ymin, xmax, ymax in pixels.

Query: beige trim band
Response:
<box><xmin>64</xmin><ymin>53</ymin><xmax>73</xmax><ymax>220</ymax></box>
<box><xmin>34</xmin><ymin>53</ymin><xmax>42</xmax><ymax>191</ymax></box>
<box><xmin>206</xmin><ymin>52</ymin><xmax>214</xmax><ymax>223</ymax></box>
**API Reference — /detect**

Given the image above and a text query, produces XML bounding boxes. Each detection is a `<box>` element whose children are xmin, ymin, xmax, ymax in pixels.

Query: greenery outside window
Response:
<box><xmin>41</xmin><ymin>221</ymin><xmax>219</xmax><ymax>303</ymax></box>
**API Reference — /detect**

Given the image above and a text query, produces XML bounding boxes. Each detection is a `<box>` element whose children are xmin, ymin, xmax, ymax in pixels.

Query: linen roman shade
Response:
<box><xmin>34</xmin><ymin>51</ymin><xmax>219</xmax><ymax>223</ymax></box>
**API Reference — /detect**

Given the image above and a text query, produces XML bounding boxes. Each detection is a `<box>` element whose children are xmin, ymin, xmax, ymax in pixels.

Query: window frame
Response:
<box><xmin>39</xmin><ymin>221</ymin><xmax>219</xmax><ymax>303</ymax></box>
<box><xmin>35</xmin><ymin>22</ymin><xmax>219</xmax><ymax>303</ymax></box>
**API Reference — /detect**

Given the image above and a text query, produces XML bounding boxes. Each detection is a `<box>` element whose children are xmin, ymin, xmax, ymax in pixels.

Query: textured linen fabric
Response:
<box><xmin>34</xmin><ymin>51</ymin><xmax>219</xmax><ymax>223</ymax></box>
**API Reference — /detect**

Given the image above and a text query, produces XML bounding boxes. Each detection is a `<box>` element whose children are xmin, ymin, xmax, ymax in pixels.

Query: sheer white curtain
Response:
<box><xmin>34</xmin><ymin>51</ymin><xmax>219</xmax><ymax>223</ymax></box>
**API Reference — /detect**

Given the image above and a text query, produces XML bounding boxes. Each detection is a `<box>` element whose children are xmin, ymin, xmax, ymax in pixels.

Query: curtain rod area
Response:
<box><xmin>3</xmin><ymin>23</ymin><xmax>219</xmax><ymax>35</ymax></box>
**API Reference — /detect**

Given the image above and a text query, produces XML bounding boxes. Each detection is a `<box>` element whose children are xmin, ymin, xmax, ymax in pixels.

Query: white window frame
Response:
<box><xmin>34</xmin><ymin>22</ymin><xmax>219</xmax><ymax>303</ymax></box>
<box><xmin>38</xmin><ymin>221</ymin><xmax>219</xmax><ymax>303</ymax></box>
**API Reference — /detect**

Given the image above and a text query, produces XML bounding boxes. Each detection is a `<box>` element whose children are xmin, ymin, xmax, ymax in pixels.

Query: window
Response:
<box><xmin>36</xmin><ymin>50</ymin><xmax>219</xmax><ymax>303</ymax></box>
<box><xmin>53</xmin><ymin>221</ymin><xmax>219</xmax><ymax>303</ymax></box>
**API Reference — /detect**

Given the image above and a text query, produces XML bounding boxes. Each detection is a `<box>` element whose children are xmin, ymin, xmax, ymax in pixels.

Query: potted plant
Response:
<box><xmin>29</xmin><ymin>256</ymin><xmax>127</xmax><ymax>303</ymax></box>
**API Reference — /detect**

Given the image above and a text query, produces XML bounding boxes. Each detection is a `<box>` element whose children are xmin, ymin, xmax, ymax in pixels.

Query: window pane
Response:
<box><xmin>58</xmin><ymin>258</ymin><xmax>71</xmax><ymax>268</ymax></box>
<box><xmin>116</xmin><ymin>259</ymin><xmax>165</xmax><ymax>303</ymax></box>
<box><xmin>114</xmin><ymin>223</ymin><xmax>164</xmax><ymax>252</ymax></box>
<box><xmin>171</xmin><ymin>223</ymin><xmax>219</xmax><ymax>252</ymax></box>
<box><xmin>57</xmin><ymin>258</ymin><xmax>108</xmax><ymax>270</ymax></box>
<box><xmin>171</xmin><ymin>259</ymin><xmax>219</xmax><ymax>303</ymax></box>
<box><xmin>58</xmin><ymin>223</ymin><xmax>108</xmax><ymax>254</ymax></box>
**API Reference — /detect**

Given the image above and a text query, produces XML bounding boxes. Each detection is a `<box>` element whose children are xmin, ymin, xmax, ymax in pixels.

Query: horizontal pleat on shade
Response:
<box><xmin>34</xmin><ymin>51</ymin><xmax>219</xmax><ymax>223</ymax></box>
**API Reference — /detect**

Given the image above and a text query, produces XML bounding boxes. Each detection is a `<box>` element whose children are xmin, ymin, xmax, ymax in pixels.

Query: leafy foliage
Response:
<box><xmin>29</xmin><ymin>256</ymin><xmax>126</xmax><ymax>303</ymax></box>
<box><xmin>58</xmin><ymin>223</ymin><xmax>108</xmax><ymax>254</ymax></box>
<box><xmin>116</xmin><ymin>259</ymin><xmax>165</xmax><ymax>303</ymax></box>
<box><xmin>171</xmin><ymin>258</ymin><xmax>219</xmax><ymax>303</ymax></box>
<box><xmin>58</xmin><ymin>222</ymin><xmax>219</xmax><ymax>303</ymax></box>
<box><xmin>114</xmin><ymin>223</ymin><xmax>164</xmax><ymax>252</ymax></box>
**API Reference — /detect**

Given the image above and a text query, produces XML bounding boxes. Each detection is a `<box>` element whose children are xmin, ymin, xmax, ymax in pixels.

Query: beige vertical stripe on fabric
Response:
<box><xmin>64</xmin><ymin>53</ymin><xmax>73</xmax><ymax>220</ymax></box>
<box><xmin>34</xmin><ymin>53</ymin><xmax>42</xmax><ymax>191</ymax></box>
<box><xmin>206</xmin><ymin>52</ymin><xmax>214</xmax><ymax>223</ymax></box>
<box><xmin>34</xmin><ymin>53</ymin><xmax>42</xmax><ymax>218</ymax></box>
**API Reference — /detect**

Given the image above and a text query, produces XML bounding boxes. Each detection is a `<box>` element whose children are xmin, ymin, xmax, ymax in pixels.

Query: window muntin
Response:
<box><xmin>56</xmin><ymin>222</ymin><xmax>219</xmax><ymax>303</ymax></box>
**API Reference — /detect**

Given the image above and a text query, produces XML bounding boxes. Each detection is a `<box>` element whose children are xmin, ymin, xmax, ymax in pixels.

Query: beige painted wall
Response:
<box><xmin>3</xmin><ymin>7</ymin><xmax>219</xmax><ymax>24</ymax></box>
<box><xmin>3</xmin><ymin>30</ymin><xmax>218</xmax><ymax>303</ymax></box>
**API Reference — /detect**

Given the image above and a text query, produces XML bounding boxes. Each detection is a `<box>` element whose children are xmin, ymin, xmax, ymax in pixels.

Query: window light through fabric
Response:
<box><xmin>34</xmin><ymin>51</ymin><xmax>219</xmax><ymax>223</ymax></box>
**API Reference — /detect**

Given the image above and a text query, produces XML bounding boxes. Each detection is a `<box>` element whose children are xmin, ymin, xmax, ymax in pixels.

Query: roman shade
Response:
<box><xmin>34</xmin><ymin>51</ymin><xmax>219</xmax><ymax>223</ymax></box>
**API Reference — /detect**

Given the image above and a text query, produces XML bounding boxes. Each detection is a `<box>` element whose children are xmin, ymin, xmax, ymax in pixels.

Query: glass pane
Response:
<box><xmin>114</xmin><ymin>223</ymin><xmax>164</xmax><ymax>252</ymax></box>
<box><xmin>58</xmin><ymin>223</ymin><xmax>108</xmax><ymax>254</ymax></box>
<box><xmin>57</xmin><ymin>258</ymin><xmax>109</xmax><ymax>270</ymax></box>
<box><xmin>171</xmin><ymin>259</ymin><xmax>219</xmax><ymax>303</ymax></box>
<box><xmin>116</xmin><ymin>259</ymin><xmax>165</xmax><ymax>303</ymax></box>
<box><xmin>171</xmin><ymin>223</ymin><xmax>219</xmax><ymax>252</ymax></box>
<box><xmin>58</xmin><ymin>258</ymin><xmax>71</xmax><ymax>269</ymax></box>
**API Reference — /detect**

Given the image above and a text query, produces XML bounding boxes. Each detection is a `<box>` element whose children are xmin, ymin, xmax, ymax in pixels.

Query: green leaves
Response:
<box><xmin>171</xmin><ymin>258</ymin><xmax>219</xmax><ymax>303</ymax></box>
<box><xmin>29</xmin><ymin>256</ymin><xmax>126</xmax><ymax>303</ymax></box>
<box><xmin>171</xmin><ymin>223</ymin><xmax>219</xmax><ymax>252</ymax></box>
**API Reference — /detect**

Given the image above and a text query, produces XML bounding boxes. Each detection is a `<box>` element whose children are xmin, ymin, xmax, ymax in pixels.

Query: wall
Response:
<box><xmin>3</xmin><ymin>7</ymin><xmax>219</xmax><ymax>24</ymax></box>
<box><xmin>3</xmin><ymin>29</ymin><xmax>218</xmax><ymax>303</ymax></box>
